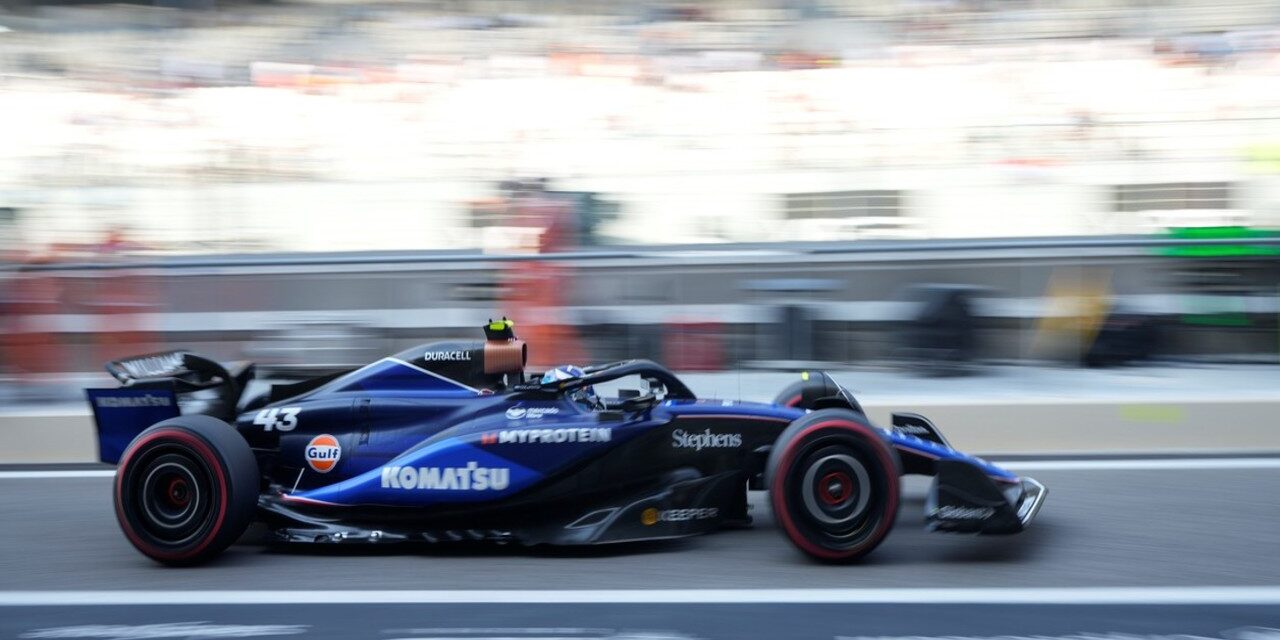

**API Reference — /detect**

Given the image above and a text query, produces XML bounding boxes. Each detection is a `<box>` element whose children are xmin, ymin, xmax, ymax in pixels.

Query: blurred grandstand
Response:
<box><xmin>2</xmin><ymin>0</ymin><xmax>1280</xmax><ymax>388</ymax></box>
<box><xmin>0</xmin><ymin>0</ymin><xmax>1279</xmax><ymax>253</ymax></box>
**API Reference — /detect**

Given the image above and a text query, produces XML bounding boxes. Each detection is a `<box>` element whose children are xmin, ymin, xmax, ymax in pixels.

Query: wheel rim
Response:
<box><xmin>123</xmin><ymin>447</ymin><xmax>218</xmax><ymax>548</ymax></box>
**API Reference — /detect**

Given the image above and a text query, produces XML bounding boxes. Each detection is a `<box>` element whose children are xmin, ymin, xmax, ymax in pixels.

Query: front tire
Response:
<box><xmin>114</xmin><ymin>416</ymin><xmax>258</xmax><ymax>566</ymax></box>
<box><xmin>772</xmin><ymin>372</ymin><xmax>865</xmax><ymax>415</ymax></box>
<box><xmin>767</xmin><ymin>409</ymin><xmax>900</xmax><ymax>562</ymax></box>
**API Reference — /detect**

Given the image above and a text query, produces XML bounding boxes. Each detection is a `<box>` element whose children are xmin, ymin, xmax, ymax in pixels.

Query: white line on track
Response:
<box><xmin>0</xmin><ymin>470</ymin><xmax>115</xmax><ymax>479</ymax></box>
<box><xmin>3</xmin><ymin>587</ymin><xmax>1280</xmax><ymax>606</ymax></box>
<box><xmin>5</xmin><ymin>457</ymin><xmax>1280</xmax><ymax>479</ymax></box>
<box><xmin>995</xmin><ymin>458</ymin><xmax>1280</xmax><ymax>471</ymax></box>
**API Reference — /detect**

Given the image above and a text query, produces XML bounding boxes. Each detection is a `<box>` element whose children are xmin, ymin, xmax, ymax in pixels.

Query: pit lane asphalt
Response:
<box><xmin>2</xmin><ymin>462</ymin><xmax>1277</xmax><ymax>591</ymax></box>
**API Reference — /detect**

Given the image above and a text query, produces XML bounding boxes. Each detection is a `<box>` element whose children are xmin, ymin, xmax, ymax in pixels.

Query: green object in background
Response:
<box><xmin>1162</xmin><ymin>227</ymin><xmax>1276</xmax><ymax>328</ymax></box>
<box><xmin>1179</xmin><ymin>288</ymin><xmax>1254</xmax><ymax>328</ymax></box>
<box><xmin>1246</xmin><ymin>142</ymin><xmax>1280</xmax><ymax>173</ymax></box>
<box><xmin>1182</xmin><ymin>312</ymin><xmax>1251</xmax><ymax>326</ymax></box>
<box><xmin>1160</xmin><ymin>226</ymin><xmax>1280</xmax><ymax>258</ymax></box>
<box><xmin>1119</xmin><ymin>404</ymin><xmax>1185</xmax><ymax>423</ymax></box>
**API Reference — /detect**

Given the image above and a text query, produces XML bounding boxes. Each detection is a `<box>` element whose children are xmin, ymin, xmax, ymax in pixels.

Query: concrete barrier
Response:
<box><xmin>4</xmin><ymin>397</ymin><xmax>1277</xmax><ymax>464</ymax></box>
<box><xmin>3</xmin><ymin>413</ymin><xmax>100</xmax><ymax>464</ymax></box>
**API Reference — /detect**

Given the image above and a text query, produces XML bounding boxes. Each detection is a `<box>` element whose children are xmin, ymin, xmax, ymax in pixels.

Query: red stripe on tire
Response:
<box><xmin>770</xmin><ymin>419</ymin><xmax>899</xmax><ymax>561</ymax></box>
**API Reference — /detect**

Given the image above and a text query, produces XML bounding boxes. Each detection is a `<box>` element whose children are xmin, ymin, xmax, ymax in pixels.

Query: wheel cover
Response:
<box><xmin>141</xmin><ymin>458</ymin><xmax>204</xmax><ymax>536</ymax></box>
<box><xmin>121</xmin><ymin>444</ymin><xmax>219</xmax><ymax>549</ymax></box>
<box><xmin>801</xmin><ymin>454</ymin><xmax>871</xmax><ymax>525</ymax></box>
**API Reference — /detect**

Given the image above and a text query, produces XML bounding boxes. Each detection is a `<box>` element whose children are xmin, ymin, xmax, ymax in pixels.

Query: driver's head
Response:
<box><xmin>541</xmin><ymin>365</ymin><xmax>599</xmax><ymax>408</ymax></box>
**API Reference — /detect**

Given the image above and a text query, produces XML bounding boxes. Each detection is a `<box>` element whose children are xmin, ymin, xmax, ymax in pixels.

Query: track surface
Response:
<box><xmin>4</xmin><ymin>461</ymin><xmax>1280</xmax><ymax>638</ymax></box>
<box><xmin>3</xmin><ymin>463</ymin><xmax>1278</xmax><ymax>591</ymax></box>
<box><xmin>5</xmin><ymin>604</ymin><xmax>1280</xmax><ymax>640</ymax></box>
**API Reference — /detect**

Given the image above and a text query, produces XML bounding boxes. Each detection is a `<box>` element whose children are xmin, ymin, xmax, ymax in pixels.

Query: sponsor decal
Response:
<box><xmin>117</xmin><ymin>353</ymin><xmax>185</xmax><ymax>379</ymax></box>
<box><xmin>671</xmin><ymin>428</ymin><xmax>743</xmax><ymax>451</ymax></box>
<box><xmin>481</xmin><ymin>427</ymin><xmax>611</xmax><ymax>445</ymax></box>
<box><xmin>505</xmin><ymin>406</ymin><xmax>560</xmax><ymax>420</ymax></box>
<box><xmin>253</xmin><ymin>407</ymin><xmax>301</xmax><ymax>432</ymax></box>
<box><xmin>94</xmin><ymin>395</ymin><xmax>172</xmax><ymax>408</ymax></box>
<box><xmin>422</xmin><ymin>350</ymin><xmax>471</xmax><ymax>362</ymax></box>
<box><xmin>894</xmin><ymin>423</ymin><xmax>932</xmax><ymax>436</ymax></box>
<box><xmin>930</xmin><ymin>505</ymin><xmax>995</xmax><ymax>520</ymax></box>
<box><xmin>305</xmin><ymin>435</ymin><xmax>341</xmax><ymax>473</ymax></box>
<box><xmin>642</xmin><ymin>507</ymin><xmax>719</xmax><ymax>525</ymax></box>
<box><xmin>380</xmin><ymin>462</ymin><xmax>510</xmax><ymax>491</ymax></box>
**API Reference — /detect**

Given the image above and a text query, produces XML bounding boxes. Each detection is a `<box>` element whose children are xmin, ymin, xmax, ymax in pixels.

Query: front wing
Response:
<box><xmin>926</xmin><ymin>459</ymin><xmax>1047</xmax><ymax>534</ymax></box>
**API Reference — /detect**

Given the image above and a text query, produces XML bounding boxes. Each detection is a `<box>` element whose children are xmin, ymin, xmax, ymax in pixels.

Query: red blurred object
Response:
<box><xmin>88</xmin><ymin>270</ymin><xmax>158</xmax><ymax>365</ymax></box>
<box><xmin>499</xmin><ymin>187</ymin><xmax>585</xmax><ymax>367</ymax></box>
<box><xmin>502</xmin><ymin>262</ymin><xmax>584</xmax><ymax>367</ymax></box>
<box><xmin>662</xmin><ymin>322</ymin><xmax>725</xmax><ymax>371</ymax></box>
<box><xmin>2</xmin><ymin>254</ymin><xmax>65</xmax><ymax>377</ymax></box>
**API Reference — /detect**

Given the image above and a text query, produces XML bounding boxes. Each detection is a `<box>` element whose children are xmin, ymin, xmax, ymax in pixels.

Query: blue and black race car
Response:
<box><xmin>86</xmin><ymin>319</ymin><xmax>1046</xmax><ymax>565</ymax></box>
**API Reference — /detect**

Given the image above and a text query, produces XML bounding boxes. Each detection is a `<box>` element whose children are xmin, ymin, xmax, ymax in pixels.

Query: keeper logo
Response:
<box><xmin>642</xmin><ymin>507</ymin><xmax>719</xmax><ymax>525</ymax></box>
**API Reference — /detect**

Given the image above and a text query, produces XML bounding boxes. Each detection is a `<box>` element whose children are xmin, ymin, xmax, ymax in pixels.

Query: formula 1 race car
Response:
<box><xmin>86</xmin><ymin>319</ymin><xmax>1046</xmax><ymax>566</ymax></box>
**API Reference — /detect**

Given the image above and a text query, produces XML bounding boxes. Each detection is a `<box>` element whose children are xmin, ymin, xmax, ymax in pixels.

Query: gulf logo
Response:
<box><xmin>305</xmin><ymin>434</ymin><xmax>341</xmax><ymax>473</ymax></box>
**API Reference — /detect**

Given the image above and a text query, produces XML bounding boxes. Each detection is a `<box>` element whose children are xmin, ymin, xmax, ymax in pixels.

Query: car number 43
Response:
<box><xmin>254</xmin><ymin>407</ymin><xmax>301</xmax><ymax>431</ymax></box>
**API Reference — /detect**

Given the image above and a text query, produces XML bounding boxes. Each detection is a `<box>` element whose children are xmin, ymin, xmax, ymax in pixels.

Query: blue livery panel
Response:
<box><xmin>290</xmin><ymin>439</ymin><xmax>543</xmax><ymax>506</ymax></box>
<box><xmin>669</xmin><ymin>398</ymin><xmax>1020</xmax><ymax>484</ymax></box>
<box><xmin>888</xmin><ymin>431</ymin><xmax>1020</xmax><ymax>483</ymax></box>
<box><xmin>86</xmin><ymin>387</ymin><xmax>180</xmax><ymax>464</ymax></box>
<box><xmin>327</xmin><ymin>358</ymin><xmax>480</xmax><ymax>396</ymax></box>
<box><xmin>286</xmin><ymin>399</ymin><xmax>650</xmax><ymax>507</ymax></box>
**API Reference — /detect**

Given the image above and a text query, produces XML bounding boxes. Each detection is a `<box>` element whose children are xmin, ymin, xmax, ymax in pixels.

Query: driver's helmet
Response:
<box><xmin>541</xmin><ymin>365</ymin><xmax>599</xmax><ymax>408</ymax></box>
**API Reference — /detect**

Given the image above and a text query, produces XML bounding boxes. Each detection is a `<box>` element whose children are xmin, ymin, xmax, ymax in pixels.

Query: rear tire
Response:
<box><xmin>767</xmin><ymin>409</ymin><xmax>900</xmax><ymax>562</ymax></box>
<box><xmin>114</xmin><ymin>416</ymin><xmax>258</xmax><ymax>566</ymax></box>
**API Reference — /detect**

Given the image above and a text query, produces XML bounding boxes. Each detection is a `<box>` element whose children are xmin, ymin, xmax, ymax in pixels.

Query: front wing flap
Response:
<box><xmin>926</xmin><ymin>459</ymin><xmax>1046</xmax><ymax>534</ymax></box>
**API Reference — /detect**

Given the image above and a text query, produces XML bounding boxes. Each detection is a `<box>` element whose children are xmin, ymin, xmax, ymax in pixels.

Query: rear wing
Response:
<box><xmin>105</xmin><ymin>350</ymin><xmax>253</xmax><ymax>389</ymax></box>
<box><xmin>87</xmin><ymin>351</ymin><xmax>254</xmax><ymax>464</ymax></box>
<box><xmin>86</xmin><ymin>386</ymin><xmax>180</xmax><ymax>464</ymax></box>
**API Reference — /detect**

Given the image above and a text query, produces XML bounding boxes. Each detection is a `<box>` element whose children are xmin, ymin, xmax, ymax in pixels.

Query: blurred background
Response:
<box><xmin>2</xmin><ymin>0</ymin><xmax>1280</xmax><ymax>398</ymax></box>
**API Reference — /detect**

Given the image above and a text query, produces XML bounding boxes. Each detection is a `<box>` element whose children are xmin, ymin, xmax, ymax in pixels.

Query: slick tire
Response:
<box><xmin>767</xmin><ymin>409</ymin><xmax>900</xmax><ymax>563</ymax></box>
<box><xmin>773</xmin><ymin>378</ymin><xmax>813</xmax><ymax>409</ymax></box>
<box><xmin>772</xmin><ymin>373</ymin><xmax>866</xmax><ymax>415</ymax></box>
<box><xmin>114</xmin><ymin>416</ymin><xmax>259</xmax><ymax>566</ymax></box>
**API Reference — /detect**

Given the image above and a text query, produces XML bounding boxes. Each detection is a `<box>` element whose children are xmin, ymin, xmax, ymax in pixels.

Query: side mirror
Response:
<box><xmin>643</xmin><ymin>377</ymin><xmax>666</xmax><ymax>397</ymax></box>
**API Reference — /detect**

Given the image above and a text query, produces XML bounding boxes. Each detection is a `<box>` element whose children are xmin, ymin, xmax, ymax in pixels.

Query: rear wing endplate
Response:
<box><xmin>85</xmin><ymin>386</ymin><xmax>180</xmax><ymax>464</ymax></box>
